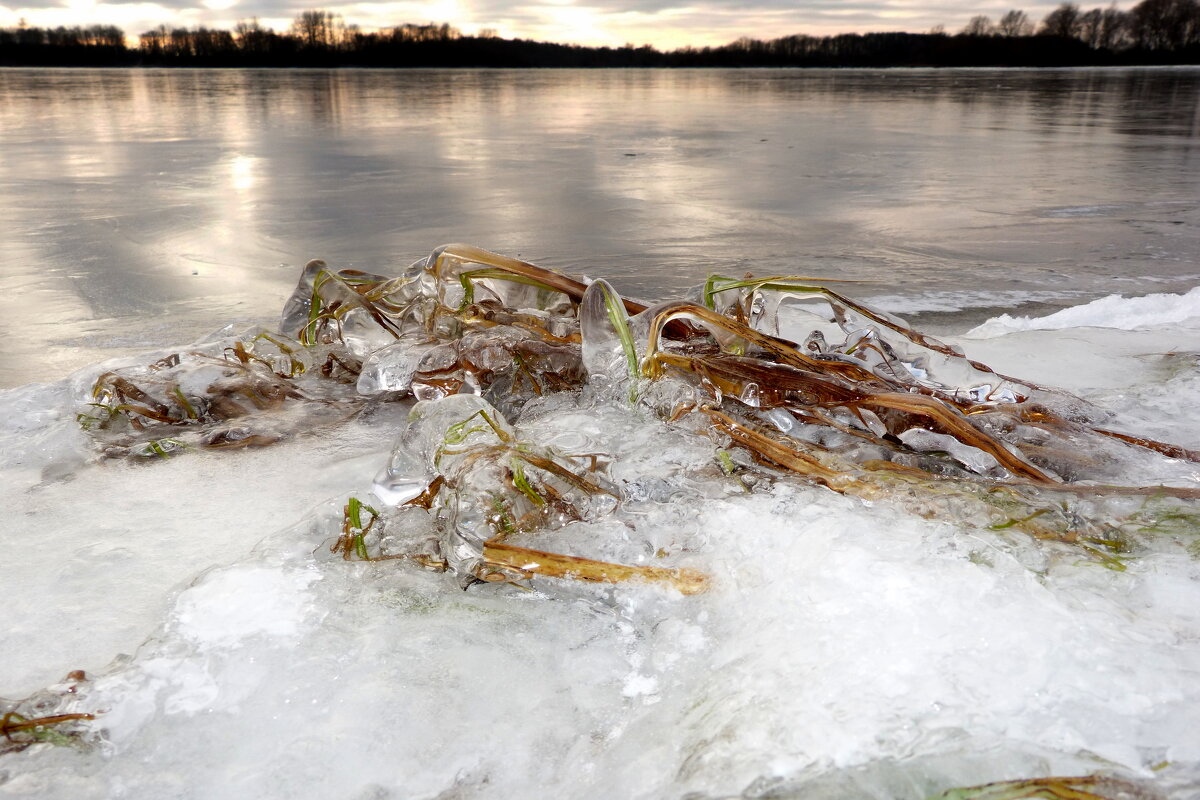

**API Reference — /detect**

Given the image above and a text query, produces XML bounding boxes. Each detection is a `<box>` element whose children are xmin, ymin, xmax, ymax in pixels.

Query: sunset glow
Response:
<box><xmin>0</xmin><ymin>2</ymin><xmax>1134</xmax><ymax>51</ymax></box>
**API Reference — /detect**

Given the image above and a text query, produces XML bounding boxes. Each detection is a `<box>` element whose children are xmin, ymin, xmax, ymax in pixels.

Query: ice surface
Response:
<box><xmin>862</xmin><ymin>289</ymin><xmax>1088</xmax><ymax>316</ymax></box>
<box><xmin>3</xmin><ymin>266</ymin><xmax>1200</xmax><ymax>799</ymax></box>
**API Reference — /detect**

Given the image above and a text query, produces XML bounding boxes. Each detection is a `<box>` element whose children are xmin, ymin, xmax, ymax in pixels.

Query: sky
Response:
<box><xmin>0</xmin><ymin>1</ymin><xmax>1125</xmax><ymax>51</ymax></box>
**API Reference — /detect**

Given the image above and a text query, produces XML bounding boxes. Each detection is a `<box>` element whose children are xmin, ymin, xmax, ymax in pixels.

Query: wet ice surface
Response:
<box><xmin>3</xmin><ymin>278</ymin><xmax>1200</xmax><ymax>798</ymax></box>
<box><xmin>4</xmin><ymin>68</ymin><xmax>1200</xmax><ymax>389</ymax></box>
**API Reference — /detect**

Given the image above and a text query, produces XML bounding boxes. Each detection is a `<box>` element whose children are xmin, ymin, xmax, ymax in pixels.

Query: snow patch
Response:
<box><xmin>967</xmin><ymin>286</ymin><xmax>1200</xmax><ymax>337</ymax></box>
<box><xmin>174</xmin><ymin>567</ymin><xmax>321</xmax><ymax>650</ymax></box>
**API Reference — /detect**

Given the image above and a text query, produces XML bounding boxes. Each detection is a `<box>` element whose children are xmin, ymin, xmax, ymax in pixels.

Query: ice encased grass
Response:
<box><xmin>4</xmin><ymin>253</ymin><xmax>1200</xmax><ymax>798</ymax></box>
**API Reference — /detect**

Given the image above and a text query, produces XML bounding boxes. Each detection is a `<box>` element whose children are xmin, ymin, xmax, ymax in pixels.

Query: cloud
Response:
<box><xmin>0</xmin><ymin>1</ymin><xmax>1133</xmax><ymax>48</ymax></box>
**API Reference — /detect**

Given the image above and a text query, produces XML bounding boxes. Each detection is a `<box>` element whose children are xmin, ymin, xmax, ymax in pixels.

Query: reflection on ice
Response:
<box><xmin>3</xmin><ymin>244</ymin><xmax>1200</xmax><ymax>799</ymax></box>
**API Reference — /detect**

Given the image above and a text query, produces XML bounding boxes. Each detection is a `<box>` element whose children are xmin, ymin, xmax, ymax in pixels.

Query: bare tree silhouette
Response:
<box><xmin>1130</xmin><ymin>0</ymin><xmax>1200</xmax><ymax>49</ymax></box>
<box><xmin>998</xmin><ymin>10</ymin><xmax>1035</xmax><ymax>36</ymax></box>
<box><xmin>1042</xmin><ymin>3</ymin><xmax>1085</xmax><ymax>37</ymax></box>
<box><xmin>3</xmin><ymin>5</ymin><xmax>1200</xmax><ymax>68</ymax></box>
<box><xmin>292</xmin><ymin>9</ymin><xmax>344</xmax><ymax>50</ymax></box>
<box><xmin>962</xmin><ymin>15</ymin><xmax>995</xmax><ymax>36</ymax></box>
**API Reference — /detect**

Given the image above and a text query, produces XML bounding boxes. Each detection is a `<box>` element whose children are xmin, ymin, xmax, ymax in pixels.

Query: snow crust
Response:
<box><xmin>967</xmin><ymin>286</ymin><xmax>1200</xmax><ymax>337</ymax></box>
<box><xmin>3</xmin><ymin>290</ymin><xmax>1200</xmax><ymax>798</ymax></box>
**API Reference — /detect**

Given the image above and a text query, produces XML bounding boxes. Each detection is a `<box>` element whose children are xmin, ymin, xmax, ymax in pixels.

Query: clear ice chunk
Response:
<box><xmin>372</xmin><ymin>395</ymin><xmax>515</xmax><ymax>506</ymax></box>
<box><xmin>356</xmin><ymin>335</ymin><xmax>441</xmax><ymax>396</ymax></box>
<box><xmin>580</xmin><ymin>279</ymin><xmax>638</xmax><ymax>400</ymax></box>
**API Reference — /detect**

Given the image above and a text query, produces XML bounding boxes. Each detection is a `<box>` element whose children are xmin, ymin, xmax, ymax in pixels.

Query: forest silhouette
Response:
<box><xmin>2</xmin><ymin>1</ymin><xmax>1199</xmax><ymax>67</ymax></box>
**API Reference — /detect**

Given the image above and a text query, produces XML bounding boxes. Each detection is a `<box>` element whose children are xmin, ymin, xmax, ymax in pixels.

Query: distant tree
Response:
<box><xmin>291</xmin><ymin>9</ymin><xmax>342</xmax><ymax>49</ymax></box>
<box><xmin>45</xmin><ymin>27</ymin><xmax>78</xmax><ymax>47</ymax></box>
<box><xmin>138</xmin><ymin>24</ymin><xmax>168</xmax><ymax>56</ymax></box>
<box><xmin>997</xmin><ymin>9</ymin><xmax>1034</xmax><ymax>36</ymax></box>
<box><xmin>71</xmin><ymin>24</ymin><xmax>122</xmax><ymax>47</ymax></box>
<box><xmin>169</xmin><ymin>27</ymin><xmax>191</xmax><ymax>56</ymax></box>
<box><xmin>1129</xmin><ymin>0</ymin><xmax>1200</xmax><ymax>49</ymax></box>
<box><xmin>962</xmin><ymin>15</ymin><xmax>995</xmax><ymax>35</ymax></box>
<box><xmin>15</xmin><ymin>18</ymin><xmax>41</xmax><ymax>45</ymax></box>
<box><xmin>1098</xmin><ymin>4</ymin><xmax>1132</xmax><ymax>48</ymax></box>
<box><xmin>234</xmin><ymin>18</ymin><xmax>273</xmax><ymax>53</ymax></box>
<box><xmin>1078</xmin><ymin>8</ymin><xmax>1104</xmax><ymax>45</ymax></box>
<box><xmin>1042</xmin><ymin>2</ymin><xmax>1084</xmax><ymax>37</ymax></box>
<box><xmin>389</xmin><ymin>22</ymin><xmax>460</xmax><ymax>43</ymax></box>
<box><xmin>190</xmin><ymin>27</ymin><xmax>235</xmax><ymax>58</ymax></box>
<box><xmin>8</xmin><ymin>10</ymin><xmax>1200</xmax><ymax>68</ymax></box>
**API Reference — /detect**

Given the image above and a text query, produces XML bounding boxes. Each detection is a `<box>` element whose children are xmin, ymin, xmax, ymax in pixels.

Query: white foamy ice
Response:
<box><xmin>957</xmin><ymin>286</ymin><xmax>1200</xmax><ymax>448</ymax></box>
<box><xmin>4</xmin><ymin>289</ymin><xmax>1200</xmax><ymax>798</ymax></box>
<box><xmin>5</xmin><ymin>464</ymin><xmax>1200</xmax><ymax>799</ymax></box>
<box><xmin>0</xmin><ymin>352</ymin><xmax>406</xmax><ymax>699</ymax></box>
<box><xmin>967</xmin><ymin>286</ymin><xmax>1200</xmax><ymax>337</ymax></box>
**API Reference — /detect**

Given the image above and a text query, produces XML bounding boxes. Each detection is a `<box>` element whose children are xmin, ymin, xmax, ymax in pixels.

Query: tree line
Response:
<box><xmin>2</xmin><ymin>1</ymin><xmax>1198</xmax><ymax>68</ymax></box>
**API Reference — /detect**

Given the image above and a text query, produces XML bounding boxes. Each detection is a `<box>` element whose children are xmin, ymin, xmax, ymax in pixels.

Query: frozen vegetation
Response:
<box><xmin>2</xmin><ymin>246</ymin><xmax>1199</xmax><ymax>799</ymax></box>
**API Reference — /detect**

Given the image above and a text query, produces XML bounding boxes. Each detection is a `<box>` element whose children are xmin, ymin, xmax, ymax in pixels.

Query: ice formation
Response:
<box><xmin>2</xmin><ymin>245</ymin><xmax>1200</xmax><ymax>800</ymax></box>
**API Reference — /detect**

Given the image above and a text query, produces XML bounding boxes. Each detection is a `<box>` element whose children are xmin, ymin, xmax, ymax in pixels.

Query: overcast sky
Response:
<box><xmin>1</xmin><ymin>1</ymin><xmax>1127</xmax><ymax>50</ymax></box>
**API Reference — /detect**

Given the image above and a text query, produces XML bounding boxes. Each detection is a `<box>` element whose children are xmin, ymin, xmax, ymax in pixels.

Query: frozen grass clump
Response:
<box><xmin>8</xmin><ymin>245</ymin><xmax>1200</xmax><ymax>798</ymax></box>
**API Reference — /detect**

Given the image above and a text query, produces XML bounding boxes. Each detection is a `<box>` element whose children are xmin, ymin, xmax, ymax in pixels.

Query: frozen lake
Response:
<box><xmin>1</xmin><ymin>67</ymin><xmax>1199</xmax><ymax>386</ymax></box>
<box><xmin>2</xmin><ymin>68</ymin><xmax>1200</xmax><ymax>799</ymax></box>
